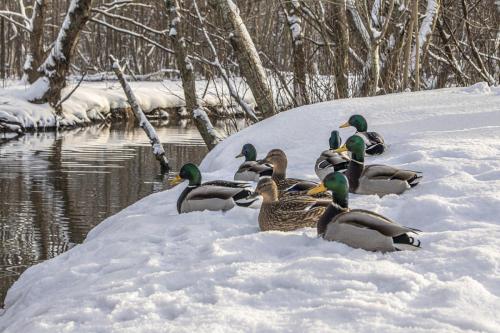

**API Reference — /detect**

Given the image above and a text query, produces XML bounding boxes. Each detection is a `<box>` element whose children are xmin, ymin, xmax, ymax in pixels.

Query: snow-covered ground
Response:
<box><xmin>1</xmin><ymin>83</ymin><xmax>499</xmax><ymax>332</ymax></box>
<box><xmin>0</xmin><ymin>79</ymin><xmax>254</xmax><ymax>132</ymax></box>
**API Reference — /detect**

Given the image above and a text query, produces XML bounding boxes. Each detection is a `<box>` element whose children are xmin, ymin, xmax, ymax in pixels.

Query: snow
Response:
<box><xmin>0</xmin><ymin>79</ymin><xmax>256</xmax><ymax>131</ymax></box>
<box><xmin>1</xmin><ymin>85</ymin><xmax>500</xmax><ymax>332</ymax></box>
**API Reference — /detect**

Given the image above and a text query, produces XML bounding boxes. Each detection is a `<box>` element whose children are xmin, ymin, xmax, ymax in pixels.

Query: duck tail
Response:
<box><xmin>234</xmin><ymin>189</ymin><xmax>259</xmax><ymax>208</ymax></box>
<box><xmin>408</xmin><ymin>173</ymin><xmax>423</xmax><ymax>187</ymax></box>
<box><xmin>393</xmin><ymin>233</ymin><xmax>421</xmax><ymax>251</ymax></box>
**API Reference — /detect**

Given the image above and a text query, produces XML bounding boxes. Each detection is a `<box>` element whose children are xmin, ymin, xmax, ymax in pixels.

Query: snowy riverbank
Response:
<box><xmin>1</xmin><ymin>83</ymin><xmax>499</xmax><ymax>332</ymax></box>
<box><xmin>0</xmin><ymin>79</ymin><xmax>255</xmax><ymax>132</ymax></box>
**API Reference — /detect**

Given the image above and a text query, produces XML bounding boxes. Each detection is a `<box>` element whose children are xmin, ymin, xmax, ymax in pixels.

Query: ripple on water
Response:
<box><xmin>0</xmin><ymin>120</ymin><xmax>240</xmax><ymax>306</ymax></box>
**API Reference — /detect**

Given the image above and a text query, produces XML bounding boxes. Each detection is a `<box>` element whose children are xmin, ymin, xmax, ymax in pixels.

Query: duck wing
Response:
<box><xmin>363</xmin><ymin>165</ymin><xmax>422</xmax><ymax>183</ymax></box>
<box><xmin>187</xmin><ymin>184</ymin><xmax>248</xmax><ymax>201</ymax></box>
<box><xmin>203</xmin><ymin>180</ymin><xmax>251</xmax><ymax>188</ymax></box>
<box><xmin>333</xmin><ymin>209</ymin><xmax>419</xmax><ymax>237</ymax></box>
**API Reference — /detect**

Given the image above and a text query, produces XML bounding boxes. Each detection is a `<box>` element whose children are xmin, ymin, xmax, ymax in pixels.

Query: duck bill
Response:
<box><xmin>235</xmin><ymin>153</ymin><xmax>244</xmax><ymax>158</ymax></box>
<box><xmin>333</xmin><ymin>145</ymin><xmax>348</xmax><ymax>153</ymax></box>
<box><xmin>307</xmin><ymin>183</ymin><xmax>328</xmax><ymax>195</ymax></box>
<box><xmin>169</xmin><ymin>174</ymin><xmax>183</xmax><ymax>186</ymax></box>
<box><xmin>339</xmin><ymin>121</ymin><xmax>350</xmax><ymax>128</ymax></box>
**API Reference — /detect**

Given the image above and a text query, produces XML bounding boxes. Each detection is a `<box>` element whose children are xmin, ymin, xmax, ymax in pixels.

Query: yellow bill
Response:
<box><xmin>339</xmin><ymin>121</ymin><xmax>350</xmax><ymax>128</ymax></box>
<box><xmin>333</xmin><ymin>144</ymin><xmax>348</xmax><ymax>153</ymax></box>
<box><xmin>307</xmin><ymin>183</ymin><xmax>328</xmax><ymax>195</ymax></box>
<box><xmin>169</xmin><ymin>174</ymin><xmax>183</xmax><ymax>186</ymax></box>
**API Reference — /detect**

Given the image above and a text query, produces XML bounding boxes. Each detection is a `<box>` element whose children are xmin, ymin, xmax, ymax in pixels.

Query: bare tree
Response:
<box><xmin>165</xmin><ymin>0</ymin><xmax>222</xmax><ymax>150</ymax></box>
<box><xmin>208</xmin><ymin>0</ymin><xmax>277</xmax><ymax>118</ymax></box>
<box><xmin>28</xmin><ymin>0</ymin><xmax>93</xmax><ymax>110</ymax></box>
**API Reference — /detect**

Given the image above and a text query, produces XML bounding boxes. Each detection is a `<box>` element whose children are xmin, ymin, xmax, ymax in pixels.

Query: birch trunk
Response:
<box><xmin>208</xmin><ymin>0</ymin><xmax>277</xmax><ymax>119</ymax></box>
<box><xmin>110</xmin><ymin>55</ymin><xmax>170</xmax><ymax>174</ymax></box>
<box><xmin>165</xmin><ymin>0</ymin><xmax>221</xmax><ymax>150</ymax></box>
<box><xmin>28</xmin><ymin>0</ymin><xmax>92</xmax><ymax>110</ymax></box>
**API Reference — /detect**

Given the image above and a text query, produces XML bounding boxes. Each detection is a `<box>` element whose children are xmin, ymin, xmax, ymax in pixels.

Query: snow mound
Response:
<box><xmin>1</xmin><ymin>86</ymin><xmax>500</xmax><ymax>332</ymax></box>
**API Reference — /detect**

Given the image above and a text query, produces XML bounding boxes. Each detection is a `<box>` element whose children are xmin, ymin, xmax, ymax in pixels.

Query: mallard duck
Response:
<box><xmin>263</xmin><ymin>149</ymin><xmax>330</xmax><ymax>198</ymax></box>
<box><xmin>253</xmin><ymin>178</ymin><xmax>330</xmax><ymax>232</ymax></box>
<box><xmin>333</xmin><ymin>135</ymin><xmax>422</xmax><ymax>196</ymax></box>
<box><xmin>340</xmin><ymin>114</ymin><xmax>386</xmax><ymax>155</ymax></box>
<box><xmin>315</xmin><ymin>130</ymin><xmax>350</xmax><ymax>180</ymax></box>
<box><xmin>171</xmin><ymin>163</ymin><xmax>257</xmax><ymax>213</ymax></box>
<box><xmin>234</xmin><ymin>143</ymin><xmax>273</xmax><ymax>181</ymax></box>
<box><xmin>308</xmin><ymin>172</ymin><xmax>421</xmax><ymax>252</ymax></box>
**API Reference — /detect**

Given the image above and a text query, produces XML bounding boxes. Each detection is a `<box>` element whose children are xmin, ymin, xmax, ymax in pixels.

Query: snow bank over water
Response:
<box><xmin>0</xmin><ymin>80</ymin><xmax>254</xmax><ymax>132</ymax></box>
<box><xmin>1</xmin><ymin>85</ymin><xmax>499</xmax><ymax>332</ymax></box>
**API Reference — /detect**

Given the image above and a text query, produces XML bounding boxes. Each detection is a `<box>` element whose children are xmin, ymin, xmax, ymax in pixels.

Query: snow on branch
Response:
<box><xmin>110</xmin><ymin>55</ymin><xmax>170</xmax><ymax>174</ymax></box>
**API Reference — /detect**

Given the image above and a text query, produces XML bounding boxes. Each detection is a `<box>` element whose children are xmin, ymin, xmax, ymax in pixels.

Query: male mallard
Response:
<box><xmin>308</xmin><ymin>172</ymin><xmax>421</xmax><ymax>252</ymax></box>
<box><xmin>263</xmin><ymin>149</ymin><xmax>330</xmax><ymax>198</ymax></box>
<box><xmin>234</xmin><ymin>143</ymin><xmax>273</xmax><ymax>181</ymax></box>
<box><xmin>334</xmin><ymin>135</ymin><xmax>422</xmax><ymax>196</ymax></box>
<box><xmin>171</xmin><ymin>163</ymin><xmax>256</xmax><ymax>213</ymax></box>
<box><xmin>340</xmin><ymin>114</ymin><xmax>386</xmax><ymax>155</ymax></box>
<box><xmin>315</xmin><ymin>130</ymin><xmax>350</xmax><ymax>180</ymax></box>
<box><xmin>254</xmin><ymin>178</ymin><xmax>330</xmax><ymax>232</ymax></box>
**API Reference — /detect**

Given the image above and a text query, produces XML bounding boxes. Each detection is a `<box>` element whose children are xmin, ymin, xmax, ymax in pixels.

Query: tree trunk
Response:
<box><xmin>23</xmin><ymin>0</ymin><xmax>46</xmax><ymax>84</ymax></box>
<box><xmin>110</xmin><ymin>55</ymin><xmax>170</xmax><ymax>174</ymax></box>
<box><xmin>413</xmin><ymin>0</ymin><xmax>420</xmax><ymax>90</ymax></box>
<box><xmin>283</xmin><ymin>1</ymin><xmax>309</xmax><ymax>106</ymax></box>
<box><xmin>165</xmin><ymin>0</ymin><xmax>221</xmax><ymax>150</ymax></box>
<box><xmin>208</xmin><ymin>0</ymin><xmax>277</xmax><ymax>119</ymax></box>
<box><xmin>0</xmin><ymin>17</ymin><xmax>5</xmax><ymax>82</ymax></box>
<box><xmin>334</xmin><ymin>0</ymin><xmax>350</xmax><ymax>99</ymax></box>
<box><xmin>29</xmin><ymin>0</ymin><xmax>93</xmax><ymax>111</ymax></box>
<box><xmin>403</xmin><ymin>0</ymin><xmax>417</xmax><ymax>90</ymax></box>
<box><xmin>368</xmin><ymin>44</ymin><xmax>380</xmax><ymax>96</ymax></box>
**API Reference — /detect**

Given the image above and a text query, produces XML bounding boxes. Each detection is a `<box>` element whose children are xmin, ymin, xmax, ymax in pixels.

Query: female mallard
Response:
<box><xmin>340</xmin><ymin>114</ymin><xmax>386</xmax><ymax>155</ymax></box>
<box><xmin>171</xmin><ymin>163</ymin><xmax>256</xmax><ymax>213</ymax></box>
<box><xmin>254</xmin><ymin>178</ymin><xmax>330</xmax><ymax>232</ymax></box>
<box><xmin>234</xmin><ymin>143</ymin><xmax>273</xmax><ymax>181</ymax></box>
<box><xmin>334</xmin><ymin>135</ymin><xmax>422</xmax><ymax>196</ymax></box>
<box><xmin>263</xmin><ymin>149</ymin><xmax>330</xmax><ymax>198</ymax></box>
<box><xmin>308</xmin><ymin>172</ymin><xmax>421</xmax><ymax>252</ymax></box>
<box><xmin>315</xmin><ymin>130</ymin><xmax>350</xmax><ymax>180</ymax></box>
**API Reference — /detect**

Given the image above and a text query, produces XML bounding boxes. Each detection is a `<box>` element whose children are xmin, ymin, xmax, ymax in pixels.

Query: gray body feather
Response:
<box><xmin>324</xmin><ymin>209</ymin><xmax>418</xmax><ymax>252</ymax></box>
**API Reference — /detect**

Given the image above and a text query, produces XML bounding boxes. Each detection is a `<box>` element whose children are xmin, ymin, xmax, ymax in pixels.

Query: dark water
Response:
<box><xmin>0</xmin><ymin>120</ymin><xmax>242</xmax><ymax>306</ymax></box>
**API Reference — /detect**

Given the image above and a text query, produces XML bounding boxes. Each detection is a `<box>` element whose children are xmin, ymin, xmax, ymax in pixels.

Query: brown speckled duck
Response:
<box><xmin>254</xmin><ymin>178</ymin><xmax>330</xmax><ymax>232</ymax></box>
<box><xmin>263</xmin><ymin>149</ymin><xmax>330</xmax><ymax>198</ymax></box>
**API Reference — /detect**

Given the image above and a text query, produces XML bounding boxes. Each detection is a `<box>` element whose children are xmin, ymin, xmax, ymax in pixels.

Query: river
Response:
<box><xmin>0</xmin><ymin>119</ymin><xmax>243</xmax><ymax>306</ymax></box>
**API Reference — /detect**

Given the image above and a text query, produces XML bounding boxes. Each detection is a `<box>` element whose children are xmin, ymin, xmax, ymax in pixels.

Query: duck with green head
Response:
<box><xmin>171</xmin><ymin>163</ymin><xmax>257</xmax><ymax>213</ymax></box>
<box><xmin>308</xmin><ymin>172</ymin><xmax>421</xmax><ymax>252</ymax></box>
<box><xmin>340</xmin><ymin>114</ymin><xmax>386</xmax><ymax>155</ymax></box>
<box><xmin>234</xmin><ymin>143</ymin><xmax>273</xmax><ymax>182</ymax></box>
<box><xmin>334</xmin><ymin>135</ymin><xmax>422</xmax><ymax>196</ymax></box>
<box><xmin>315</xmin><ymin>130</ymin><xmax>350</xmax><ymax>180</ymax></box>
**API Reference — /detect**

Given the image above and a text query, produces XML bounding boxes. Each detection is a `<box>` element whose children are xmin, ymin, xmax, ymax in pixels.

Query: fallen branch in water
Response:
<box><xmin>109</xmin><ymin>55</ymin><xmax>170</xmax><ymax>174</ymax></box>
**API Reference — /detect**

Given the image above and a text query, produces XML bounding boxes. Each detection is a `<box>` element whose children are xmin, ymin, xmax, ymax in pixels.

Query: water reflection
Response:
<box><xmin>0</xmin><ymin>119</ymin><xmax>243</xmax><ymax>306</ymax></box>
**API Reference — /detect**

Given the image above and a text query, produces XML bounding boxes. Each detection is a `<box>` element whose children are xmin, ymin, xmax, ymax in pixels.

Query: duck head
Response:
<box><xmin>263</xmin><ymin>149</ymin><xmax>287</xmax><ymax>178</ymax></box>
<box><xmin>307</xmin><ymin>171</ymin><xmax>349</xmax><ymax>208</ymax></box>
<box><xmin>254</xmin><ymin>177</ymin><xmax>279</xmax><ymax>203</ymax></box>
<box><xmin>329</xmin><ymin>130</ymin><xmax>342</xmax><ymax>150</ymax></box>
<box><xmin>170</xmin><ymin>163</ymin><xmax>202</xmax><ymax>186</ymax></box>
<box><xmin>235</xmin><ymin>143</ymin><xmax>257</xmax><ymax>161</ymax></box>
<box><xmin>334</xmin><ymin>135</ymin><xmax>365</xmax><ymax>163</ymax></box>
<box><xmin>340</xmin><ymin>114</ymin><xmax>368</xmax><ymax>132</ymax></box>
